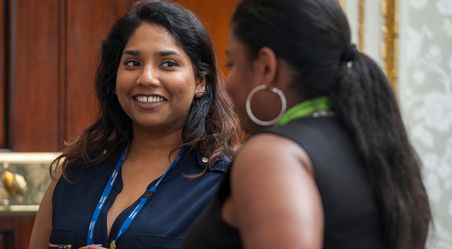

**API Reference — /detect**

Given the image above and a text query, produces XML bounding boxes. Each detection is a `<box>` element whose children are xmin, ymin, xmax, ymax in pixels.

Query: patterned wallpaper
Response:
<box><xmin>399</xmin><ymin>0</ymin><xmax>452</xmax><ymax>248</ymax></box>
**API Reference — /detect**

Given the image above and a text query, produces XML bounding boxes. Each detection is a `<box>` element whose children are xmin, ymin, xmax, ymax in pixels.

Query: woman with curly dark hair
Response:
<box><xmin>29</xmin><ymin>1</ymin><xmax>242</xmax><ymax>248</ymax></box>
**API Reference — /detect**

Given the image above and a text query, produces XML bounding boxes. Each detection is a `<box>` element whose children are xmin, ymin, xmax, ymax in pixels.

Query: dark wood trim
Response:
<box><xmin>0</xmin><ymin>0</ymin><xmax>6</xmax><ymax>148</ymax></box>
<box><xmin>6</xmin><ymin>0</ymin><xmax>17</xmax><ymax>150</ymax></box>
<box><xmin>0</xmin><ymin>229</ymin><xmax>14</xmax><ymax>249</ymax></box>
<box><xmin>0</xmin><ymin>215</ymin><xmax>35</xmax><ymax>249</ymax></box>
<box><xmin>58</xmin><ymin>0</ymin><xmax>67</xmax><ymax>150</ymax></box>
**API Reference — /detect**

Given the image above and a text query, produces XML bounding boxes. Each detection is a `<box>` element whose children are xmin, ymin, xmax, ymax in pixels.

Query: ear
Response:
<box><xmin>254</xmin><ymin>47</ymin><xmax>278</xmax><ymax>87</ymax></box>
<box><xmin>194</xmin><ymin>76</ymin><xmax>206</xmax><ymax>98</ymax></box>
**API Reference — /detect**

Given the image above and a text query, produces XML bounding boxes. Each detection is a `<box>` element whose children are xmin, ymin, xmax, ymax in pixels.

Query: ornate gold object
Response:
<box><xmin>358</xmin><ymin>0</ymin><xmax>366</xmax><ymax>51</ymax></box>
<box><xmin>2</xmin><ymin>170</ymin><xmax>28</xmax><ymax>196</ymax></box>
<box><xmin>0</xmin><ymin>152</ymin><xmax>59</xmax><ymax>213</ymax></box>
<box><xmin>381</xmin><ymin>0</ymin><xmax>399</xmax><ymax>91</ymax></box>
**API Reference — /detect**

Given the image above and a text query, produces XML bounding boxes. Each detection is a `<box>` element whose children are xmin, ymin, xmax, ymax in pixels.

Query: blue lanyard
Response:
<box><xmin>86</xmin><ymin>146</ymin><xmax>185</xmax><ymax>247</ymax></box>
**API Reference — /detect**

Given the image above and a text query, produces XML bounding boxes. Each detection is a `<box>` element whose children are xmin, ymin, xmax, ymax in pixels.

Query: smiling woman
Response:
<box><xmin>28</xmin><ymin>1</ymin><xmax>243</xmax><ymax>249</ymax></box>
<box><xmin>115</xmin><ymin>23</ymin><xmax>204</xmax><ymax>134</ymax></box>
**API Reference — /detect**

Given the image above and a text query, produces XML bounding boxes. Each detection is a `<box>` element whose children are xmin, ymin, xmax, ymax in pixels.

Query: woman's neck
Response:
<box><xmin>127</xmin><ymin>125</ymin><xmax>183</xmax><ymax>162</ymax></box>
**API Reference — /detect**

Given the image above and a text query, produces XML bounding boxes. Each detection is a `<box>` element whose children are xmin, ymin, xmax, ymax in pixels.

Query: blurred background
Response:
<box><xmin>0</xmin><ymin>0</ymin><xmax>450</xmax><ymax>248</ymax></box>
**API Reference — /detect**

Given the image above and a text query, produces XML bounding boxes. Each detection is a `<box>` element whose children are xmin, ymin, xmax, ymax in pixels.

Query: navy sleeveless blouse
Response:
<box><xmin>50</xmin><ymin>146</ymin><xmax>230</xmax><ymax>249</ymax></box>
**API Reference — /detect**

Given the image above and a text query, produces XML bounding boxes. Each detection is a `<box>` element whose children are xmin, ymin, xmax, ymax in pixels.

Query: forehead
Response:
<box><xmin>125</xmin><ymin>22</ymin><xmax>181</xmax><ymax>51</ymax></box>
<box><xmin>227</xmin><ymin>34</ymin><xmax>249</xmax><ymax>59</ymax></box>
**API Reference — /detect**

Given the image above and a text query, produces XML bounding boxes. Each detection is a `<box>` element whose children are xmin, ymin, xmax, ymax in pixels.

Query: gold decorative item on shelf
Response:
<box><xmin>2</xmin><ymin>169</ymin><xmax>28</xmax><ymax>197</ymax></box>
<box><xmin>0</xmin><ymin>152</ymin><xmax>59</xmax><ymax>213</ymax></box>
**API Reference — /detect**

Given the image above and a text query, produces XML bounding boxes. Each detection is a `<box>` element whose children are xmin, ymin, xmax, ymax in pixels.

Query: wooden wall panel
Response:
<box><xmin>1</xmin><ymin>0</ymin><xmax>238</xmax><ymax>151</ymax></box>
<box><xmin>175</xmin><ymin>0</ymin><xmax>240</xmax><ymax>76</ymax></box>
<box><xmin>0</xmin><ymin>215</ymin><xmax>35</xmax><ymax>249</ymax></box>
<box><xmin>8</xmin><ymin>0</ymin><xmax>60</xmax><ymax>151</ymax></box>
<box><xmin>0</xmin><ymin>0</ymin><xmax>6</xmax><ymax>148</ymax></box>
<box><xmin>63</xmin><ymin>0</ymin><xmax>131</xmax><ymax>144</ymax></box>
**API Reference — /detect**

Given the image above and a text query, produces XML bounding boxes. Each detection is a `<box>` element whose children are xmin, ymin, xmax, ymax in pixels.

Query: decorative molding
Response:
<box><xmin>381</xmin><ymin>0</ymin><xmax>398</xmax><ymax>91</ymax></box>
<box><xmin>7</xmin><ymin>0</ymin><xmax>17</xmax><ymax>150</ymax></box>
<box><xmin>58</xmin><ymin>0</ymin><xmax>67</xmax><ymax>150</ymax></box>
<box><xmin>358</xmin><ymin>0</ymin><xmax>366</xmax><ymax>51</ymax></box>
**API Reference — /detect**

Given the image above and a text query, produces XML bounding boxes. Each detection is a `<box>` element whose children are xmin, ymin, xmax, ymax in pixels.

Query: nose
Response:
<box><xmin>136</xmin><ymin>64</ymin><xmax>159</xmax><ymax>87</ymax></box>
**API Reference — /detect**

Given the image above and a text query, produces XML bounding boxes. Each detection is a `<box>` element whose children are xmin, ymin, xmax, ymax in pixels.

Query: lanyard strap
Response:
<box><xmin>275</xmin><ymin>96</ymin><xmax>332</xmax><ymax>126</ymax></box>
<box><xmin>86</xmin><ymin>147</ymin><xmax>185</xmax><ymax>246</ymax></box>
<box><xmin>87</xmin><ymin>147</ymin><xmax>128</xmax><ymax>245</ymax></box>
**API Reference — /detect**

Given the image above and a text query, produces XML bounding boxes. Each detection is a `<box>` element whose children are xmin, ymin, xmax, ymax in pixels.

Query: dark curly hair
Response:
<box><xmin>52</xmin><ymin>0</ymin><xmax>243</xmax><ymax>176</ymax></box>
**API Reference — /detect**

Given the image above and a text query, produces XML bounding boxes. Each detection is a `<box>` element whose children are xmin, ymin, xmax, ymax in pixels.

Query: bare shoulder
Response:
<box><xmin>229</xmin><ymin>133</ymin><xmax>323</xmax><ymax>249</ymax></box>
<box><xmin>233</xmin><ymin>133</ymin><xmax>313</xmax><ymax>175</ymax></box>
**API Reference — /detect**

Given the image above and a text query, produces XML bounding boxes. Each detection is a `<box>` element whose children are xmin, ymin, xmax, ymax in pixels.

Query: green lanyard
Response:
<box><xmin>275</xmin><ymin>96</ymin><xmax>332</xmax><ymax>126</ymax></box>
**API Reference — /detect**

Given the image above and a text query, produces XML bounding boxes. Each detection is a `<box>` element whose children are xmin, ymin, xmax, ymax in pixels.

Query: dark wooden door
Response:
<box><xmin>3</xmin><ymin>0</ymin><xmax>137</xmax><ymax>152</ymax></box>
<box><xmin>0</xmin><ymin>215</ymin><xmax>35</xmax><ymax>249</ymax></box>
<box><xmin>1</xmin><ymin>2</ymin><xmax>136</xmax><ymax>249</ymax></box>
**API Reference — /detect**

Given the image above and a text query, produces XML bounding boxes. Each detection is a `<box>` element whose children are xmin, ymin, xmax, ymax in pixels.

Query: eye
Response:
<box><xmin>124</xmin><ymin>60</ymin><xmax>140</xmax><ymax>67</ymax></box>
<box><xmin>161</xmin><ymin>61</ymin><xmax>178</xmax><ymax>69</ymax></box>
<box><xmin>225</xmin><ymin>61</ymin><xmax>233</xmax><ymax>69</ymax></box>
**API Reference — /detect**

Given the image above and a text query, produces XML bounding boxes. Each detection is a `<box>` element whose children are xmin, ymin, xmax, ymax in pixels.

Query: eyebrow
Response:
<box><xmin>123</xmin><ymin>49</ymin><xmax>140</xmax><ymax>56</ymax></box>
<box><xmin>159</xmin><ymin>50</ymin><xmax>179</xmax><ymax>57</ymax></box>
<box><xmin>122</xmin><ymin>49</ymin><xmax>180</xmax><ymax>57</ymax></box>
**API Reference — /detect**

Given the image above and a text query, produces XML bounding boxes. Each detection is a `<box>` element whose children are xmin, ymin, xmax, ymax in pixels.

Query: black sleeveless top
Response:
<box><xmin>183</xmin><ymin>116</ymin><xmax>384</xmax><ymax>249</ymax></box>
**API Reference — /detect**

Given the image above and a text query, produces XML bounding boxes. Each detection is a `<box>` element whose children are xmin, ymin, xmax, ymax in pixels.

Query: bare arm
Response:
<box><xmin>29</xmin><ymin>173</ymin><xmax>60</xmax><ymax>249</ymax></box>
<box><xmin>229</xmin><ymin>134</ymin><xmax>324</xmax><ymax>249</ymax></box>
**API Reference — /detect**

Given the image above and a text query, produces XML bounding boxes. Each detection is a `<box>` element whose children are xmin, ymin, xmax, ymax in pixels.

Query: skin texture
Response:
<box><xmin>116</xmin><ymin>23</ymin><xmax>205</xmax><ymax>136</ymax></box>
<box><xmin>222</xmin><ymin>35</ymin><xmax>324</xmax><ymax>249</ymax></box>
<box><xmin>29</xmin><ymin>23</ymin><xmax>205</xmax><ymax>249</ymax></box>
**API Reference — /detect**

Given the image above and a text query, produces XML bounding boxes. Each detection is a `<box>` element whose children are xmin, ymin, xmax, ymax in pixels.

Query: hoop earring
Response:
<box><xmin>246</xmin><ymin>84</ymin><xmax>287</xmax><ymax>126</ymax></box>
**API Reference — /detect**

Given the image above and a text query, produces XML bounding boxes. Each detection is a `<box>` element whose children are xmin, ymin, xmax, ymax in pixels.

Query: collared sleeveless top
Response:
<box><xmin>50</xmin><ymin>146</ymin><xmax>230</xmax><ymax>249</ymax></box>
<box><xmin>183</xmin><ymin>116</ymin><xmax>384</xmax><ymax>249</ymax></box>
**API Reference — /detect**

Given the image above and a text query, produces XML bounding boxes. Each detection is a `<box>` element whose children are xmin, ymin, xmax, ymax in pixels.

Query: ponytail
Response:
<box><xmin>231</xmin><ymin>0</ymin><xmax>431</xmax><ymax>247</ymax></box>
<box><xmin>332</xmin><ymin>50</ymin><xmax>431</xmax><ymax>249</ymax></box>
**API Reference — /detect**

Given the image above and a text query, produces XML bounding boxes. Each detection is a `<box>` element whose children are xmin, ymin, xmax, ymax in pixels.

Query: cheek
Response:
<box><xmin>225</xmin><ymin>70</ymin><xmax>252</xmax><ymax>106</ymax></box>
<box><xmin>165</xmin><ymin>74</ymin><xmax>197</xmax><ymax>102</ymax></box>
<box><xmin>115</xmin><ymin>72</ymin><xmax>133</xmax><ymax>109</ymax></box>
<box><xmin>115</xmin><ymin>70</ymin><xmax>132</xmax><ymax>93</ymax></box>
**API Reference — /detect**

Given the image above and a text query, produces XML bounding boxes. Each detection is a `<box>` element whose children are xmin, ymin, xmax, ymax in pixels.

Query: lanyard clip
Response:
<box><xmin>143</xmin><ymin>191</ymin><xmax>153</xmax><ymax>199</ymax></box>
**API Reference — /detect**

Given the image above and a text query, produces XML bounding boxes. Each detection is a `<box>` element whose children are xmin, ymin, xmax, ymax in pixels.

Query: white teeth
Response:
<box><xmin>136</xmin><ymin>96</ymin><xmax>164</xmax><ymax>103</ymax></box>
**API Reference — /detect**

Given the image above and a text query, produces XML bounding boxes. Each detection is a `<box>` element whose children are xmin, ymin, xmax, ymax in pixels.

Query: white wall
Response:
<box><xmin>344</xmin><ymin>0</ymin><xmax>452</xmax><ymax>247</ymax></box>
<box><xmin>399</xmin><ymin>0</ymin><xmax>452</xmax><ymax>248</ymax></box>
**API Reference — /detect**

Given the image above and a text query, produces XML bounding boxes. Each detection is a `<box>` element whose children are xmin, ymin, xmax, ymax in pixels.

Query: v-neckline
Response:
<box><xmin>103</xmin><ymin>167</ymin><xmax>160</xmax><ymax>242</ymax></box>
<box><xmin>98</xmin><ymin>151</ymin><xmax>190</xmax><ymax>244</ymax></box>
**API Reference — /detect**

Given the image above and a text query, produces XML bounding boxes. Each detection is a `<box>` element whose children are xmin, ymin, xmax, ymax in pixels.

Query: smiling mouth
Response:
<box><xmin>135</xmin><ymin>95</ymin><xmax>165</xmax><ymax>103</ymax></box>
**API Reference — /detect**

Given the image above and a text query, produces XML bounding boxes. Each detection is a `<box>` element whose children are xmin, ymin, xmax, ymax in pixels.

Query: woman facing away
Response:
<box><xmin>183</xmin><ymin>0</ymin><xmax>432</xmax><ymax>249</ymax></box>
<box><xmin>29</xmin><ymin>1</ymin><xmax>242</xmax><ymax>248</ymax></box>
